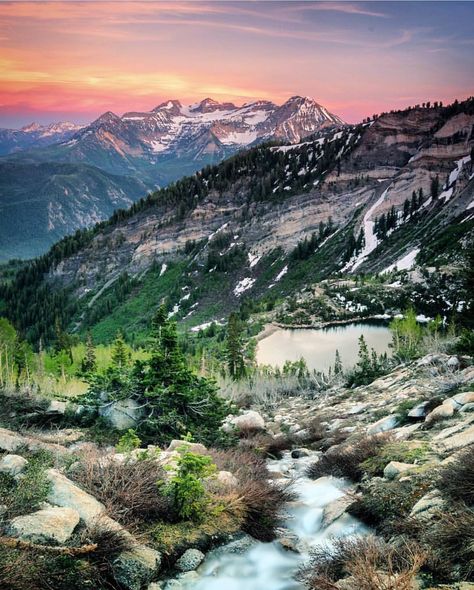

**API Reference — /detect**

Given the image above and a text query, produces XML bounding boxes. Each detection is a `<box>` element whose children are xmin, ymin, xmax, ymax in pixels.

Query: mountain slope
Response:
<box><xmin>0</xmin><ymin>96</ymin><xmax>344</xmax><ymax>261</ymax></box>
<box><xmin>0</xmin><ymin>161</ymin><xmax>146</xmax><ymax>261</ymax></box>
<box><xmin>2</xmin><ymin>98</ymin><xmax>473</xmax><ymax>344</ymax></box>
<box><xmin>0</xmin><ymin>122</ymin><xmax>83</xmax><ymax>156</ymax></box>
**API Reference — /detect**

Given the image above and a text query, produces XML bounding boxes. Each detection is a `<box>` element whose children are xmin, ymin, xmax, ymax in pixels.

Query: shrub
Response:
<box><xmin>306</xmin><ymin>434</ymin><xmax>392</xmax><ymax>482</ymax></box>
<box><xmin>237</xmin><ymin>478</ymin><xmax>295</xmax><ymax>541</ymax></box>
<box><xmin>210</xmin><ymin>448</ymin><xmax>295</xmax><ymax>541</ymax></box>
<box><xmin>437</xmin><ymin>446</ymin><xmax>474</xmax><ymax>505</ymax></box>
<box><xmin>299</xmin><ymin>535</ymin><xmax>426</xmax><ymax>590</ymax></box>
<box><xmin>165</xmin><ymin>451</ymin><xmax>217</xmax><ymax>522</ymax></box>
<box><xmin>428</xmin><ymin>504</ymin><xmax>474</xmax><ymax>580</ymax></box>
<box><xmin>237</xmin><ymin>432</ymin><xmax>293</xmax><ymax>459</ymax></box>
<box><xmin>115</xmin><ymin>429</ymin><xmax>141</xmax><ymax>453</ymax></box>
<box><xmin>71</xmin><ymin>452</ymin><xmax>171</xmax><ymax>527</ymax></box>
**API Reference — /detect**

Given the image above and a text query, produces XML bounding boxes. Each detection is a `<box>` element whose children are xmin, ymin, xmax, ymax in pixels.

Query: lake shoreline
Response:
<box><xmin>256</xmin><ymin>315</ymin><xmax>391</xmax><ymax>342</ymax></box>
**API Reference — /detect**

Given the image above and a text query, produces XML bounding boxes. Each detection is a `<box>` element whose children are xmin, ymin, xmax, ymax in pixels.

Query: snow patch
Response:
<box><xmin>159</xmin><ymin>263</ymin><xmax>167</xmax><ymax>276</ymax></box>
<box><xmin>381</xmin><ymin>248</ymin><xmax>420</xmax><ymax>274</ymax></box>
<box><xmin>234</xmin><ymin>277</ymin><xmax>256</xmax><ymax>297</ymax></box>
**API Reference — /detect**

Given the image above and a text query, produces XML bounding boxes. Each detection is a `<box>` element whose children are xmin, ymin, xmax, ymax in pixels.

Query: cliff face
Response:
<box><xmin>50</xmin><ymin>103</ymin><xmax>473</xmax><ymax>286</ymax></box>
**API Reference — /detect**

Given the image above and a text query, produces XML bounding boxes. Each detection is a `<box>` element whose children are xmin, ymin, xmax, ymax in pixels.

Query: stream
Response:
<box><xmin>166</xmin><ymin>452</ymin><xmax>367</xmax><ymax>589</ymax></box>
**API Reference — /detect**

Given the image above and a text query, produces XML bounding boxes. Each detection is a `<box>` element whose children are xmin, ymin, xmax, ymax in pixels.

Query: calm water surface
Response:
<box><xmin>257</xmin><ymin>322</ymin><xmax>392</xmax><ymax>373</ymax></box>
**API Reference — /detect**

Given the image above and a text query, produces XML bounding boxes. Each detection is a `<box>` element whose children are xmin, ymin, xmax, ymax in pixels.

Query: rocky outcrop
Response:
<box><xmin>46</xmin><ymin>469</ymin><xmax>105</xmax><ymax>522</ymax></box>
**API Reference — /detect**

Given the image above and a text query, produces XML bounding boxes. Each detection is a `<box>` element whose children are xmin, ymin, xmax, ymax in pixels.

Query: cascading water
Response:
<box><xmin>164</xmin><ymin>452</ymin><xmax>368</xmax><ymax>590</ymax></box>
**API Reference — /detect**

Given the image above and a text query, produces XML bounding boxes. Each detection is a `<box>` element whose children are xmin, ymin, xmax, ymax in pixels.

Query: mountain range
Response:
<box><xmin>0</xmin><ymin>96</ymin><xmax>343</xmax><ymax>260</ymax></box>
<box><xmin>3</xmin><ymin>97</ymin><xmax>473</xmax><ymax>344</ymax></box>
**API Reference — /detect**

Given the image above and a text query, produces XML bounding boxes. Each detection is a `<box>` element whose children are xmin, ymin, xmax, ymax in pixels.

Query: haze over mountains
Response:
<box><xmin>0</xmin><ymin>95</ymin><xmax>343</xmax><ymax>261</ymax></box>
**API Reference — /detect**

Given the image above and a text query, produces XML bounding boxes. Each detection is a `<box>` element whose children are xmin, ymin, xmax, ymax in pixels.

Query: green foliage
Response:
<box><xmin>79</xmin><ymin>331</ymin><xmax>96</xmax><ymax>375</ymax></box>
<box><xmin>360</xmin><ymin>442</ymin><xmax>429</xmax><ymax>476</ymax></box>
<box><xmin>226</xmin><ymin>312</ymin><xmax>247</xmax><ymax>379</ymax></box>
<box><xmin>165</xmin><ymin>450</ymin><xmax>217</xmax><ymax>522</ymax></box>
<box><xmin>84</xmin><ymin>306</ymin><xmax>230</xmax><ymax>445</ymax></box>
<box><xmin>111</xmin><ymin>330</ymin><xmax>128</xmax><ymax>369</ymax></box>
<box><xmin>346</xmin><ymin>334</ymin><xmax>390</xmax><ymax>387</ymax></box>
<box><xmin>115</xmin><ymin>428</ymin><xmax>141</xmax><ymax>453</ymax></box>
<box><xmin>452</xmin><ymin>328</ymin><xmax>474</xmax><ymax>355</ymax></box>
<box><xmin>390</xmin><ymin>308</ymin><xmax>424</xmax><ymax>361</ymax></box>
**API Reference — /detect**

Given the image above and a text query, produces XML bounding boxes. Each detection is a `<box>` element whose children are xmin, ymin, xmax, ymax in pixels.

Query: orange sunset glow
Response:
<box><xmin>1</xmin><ymin>0</ymin><xmax>474</xmax><ymax>126</ymax></box>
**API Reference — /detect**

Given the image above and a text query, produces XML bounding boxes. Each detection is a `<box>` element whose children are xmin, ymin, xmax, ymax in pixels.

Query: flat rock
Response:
<box><xmin>367</xmin><ymin>415</ymin><xmax>399</xmax><ymax>435</ymax></box>
<box><xmin>166</xmin><ymin>440</ymin><xmax>207</xmax><ymax>455</ymax></box>
<box><xmin>425</xmin><ymin>402</ymin><xmax>454</xmax><ymax>424</ymax></box>
<box><xmin>322</xmin><ymin>494</ymin><xmax>355</xmax><ymax>527</ymax></box>
<box><xmin>9</xmin><ymin>506</ymin><xmax>80</xmax><ymax>544</ymax></box>
<box><xmin>410</xmin><ymin>489</ymin><xmax>444</xmax><ymax>519</ymax></box>
<box><xmin>435</xmin><ymin>424</ymin><xmax>474</xmax><ymax>452</ymax></box>
<box><xmin>383</xmin><ymin>461</ymin><xmax>417</xmax><ymax>480</ymax></box>
<box><xmin>47</xmin><ymin>468</ymin><xmax>105</xmax><ymax>522</ymax></box>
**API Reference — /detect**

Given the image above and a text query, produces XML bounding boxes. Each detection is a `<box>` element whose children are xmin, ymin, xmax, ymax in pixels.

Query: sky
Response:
<box><xmin>0</xmin><ymin>0</ymin><xmax>473</xmax><ymax>128</ymax></box>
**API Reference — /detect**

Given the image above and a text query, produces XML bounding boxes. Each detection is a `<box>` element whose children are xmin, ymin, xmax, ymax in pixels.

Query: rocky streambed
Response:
<box><xmin>159</xmin><ymin>451</ymin><xmax>367</xmax><ymax>590</ymax></box>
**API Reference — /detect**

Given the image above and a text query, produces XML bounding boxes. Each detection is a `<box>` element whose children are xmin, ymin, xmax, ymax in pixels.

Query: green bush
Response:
<box><xmin>115</xmin><ymin>429</ymin><xmax>141</xmax><ymax>453</ymax></box>
<box><xmin>165</xmin><ymin>450</ymin><xmax>217</xmax><ymax>522</ymax></box>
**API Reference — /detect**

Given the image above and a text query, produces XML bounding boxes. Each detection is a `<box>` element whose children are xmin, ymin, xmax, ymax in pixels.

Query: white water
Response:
<box><xmin>166</xmin><ymin>453</ymin><xmax>367</xmax><ymax>589</ymax></box>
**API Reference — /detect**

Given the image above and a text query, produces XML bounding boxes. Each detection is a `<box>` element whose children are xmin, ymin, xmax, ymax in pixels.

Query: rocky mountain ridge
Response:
<box><xmin>0</xmin><ymin>121</ymin><xmax>83</xmax><ymax>156</ymax></box>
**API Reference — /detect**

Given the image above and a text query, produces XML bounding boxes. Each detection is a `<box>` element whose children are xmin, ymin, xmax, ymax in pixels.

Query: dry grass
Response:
<box><xmin>300</xmin><ymin>535</ymin><xmax>426</xmax><ymax>590</ymax></box>
<box><xmin>237</xmin><ymin>431</ymin><xmax>293</xmax><ymax>459</ymax></box>
<box><xmin>306</xmin><ymin>434</ymin><xmax>393</xmax><ymax>482</ymax></box>
<box><xmin>437</xmin><ymin>446</ymin><xmax>474</xmax><ymax>505</ymax></box>
<box><xmin>210</xmin><ymin>447</ymin><xmax>295</xmax><ymax>541</ymax></box>
<box><xmin>71</xmin><ymin>451</ymin><xmax>172</xmax><ymax>527</ymax></box>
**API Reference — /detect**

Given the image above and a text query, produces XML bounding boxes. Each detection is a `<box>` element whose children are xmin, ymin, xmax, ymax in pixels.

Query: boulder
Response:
<box><xmin>222</xmin><ymin>410</ymin><xmax>265</xmax><ymax>433</ymax></box>
<box><xmin>407</xmin><ymin>402</ymin><xmax>430</xmax><ymax>419</ymax></box>
<box><xmin>322</xmin><ymin>494</ymin><xmax>356</xmax><ymax>527</ymax></box>
<box><xmin>0</xmin><ymin>454</ymin><xmax>28</xmax><ymax>476</ymax></box>
<box><xmin>0</xmin><ymin>428</ymin><xmax>24</xmax><ymax>452</ymax></box>
<box><xmin>452</xmin><ymin>391</ymin><xmax>474</xmax><ymax>405</ymax></box>
<box><xmin>46</xmin><ymin>400</ymin><xmax>67</xmax><ymax>414</ymax></box>
<box><xmin>425</xmin><ymin>401</ymin><xmax>454</xmax><ymax>424</ymax></box>
<box><xmin>9</xmin><ymin>506</ymin><xmax>80</xmax><ymax>544</ymax></box>
<box><xmin>47</xmin><ymin>468</ymin><xmax>104</xmax><ymax>522</ymax></box>
<box><xmin>446</xmin><ymin>356</ymin><xmax>460</xmax><ymax>368</ymax></box>
<box><xmin>176</xmin><ymin>548</ymin><xmax>205</xmax><ymax>572</ymax></box>
<box><xmin>383</xmin><ymin>461</ymin><xmax>417</xmax><ymax>480</ymax></box>
<box><xmin>410</xmin><ymin>489</ymin><xmax>444</xmax><ymax>519</ymax></box>
<box><xmin>166</xmin><ymin>440</ymin><xmax>207</xmax><ymax>455</ymax></box>
<box><xmin>99</xmin><ymin>398</ymin><xmax>144</xmax><ymax>430</ymax></box>
<box><xmin>367</xmin><ymin>415</ymin><xmax>399</xmax><ymax>435</ymax></box>
<box><xmin>216</xmin><ymin>470</ymin><xmax>238</xmax><ymax>488</ymax></box>
<box><xmin>291</xmin><ymin>448</ymin><xmax>310</xmax><ymax>459</ymax></box>
<box><xmin>113</xmin><ymin>545</ymin><xmax>162</xmax><ymax>590</ymax></box>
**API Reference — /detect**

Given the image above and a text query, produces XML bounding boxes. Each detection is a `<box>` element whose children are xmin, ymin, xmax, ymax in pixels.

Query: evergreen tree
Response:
<box><xmin>111</xmin><ymin>331</ymin><xmax>128</xmax><ymax>369</ymax></box>
<box><xmin>334</xmin><ymin>350</ymin><xmax>343</xmax><ymax>375</ymax></box>
<box><xmin>81</xmin><ymin>331</ymin><xmax>96</xmax><ymax>374</ymax></box>
<box><xmin>430</xmin><ymin>175</ymin><xmax>440</xmax><ymax>199</ymax></box>
<box><xmin>226</xmin><ymin>312</ymin><xmax>246</xmax><ymax>379</ymax></box>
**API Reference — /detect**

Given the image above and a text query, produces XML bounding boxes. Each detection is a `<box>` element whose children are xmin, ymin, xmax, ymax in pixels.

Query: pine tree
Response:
<box><xmin>226</xmin><ymin>312</ymin><xmax>246</xmax><ymax>379</ymax></box>
<box><xmin>334</xmin><ymin>350</ymin><xmax>343</xmax><ymax>375</ymax></box>
<box><xmin>81</xmin><ymin>331</ymin><xmax>96</xmax><ymax>374</ymax></box>
<box><xmin>430</xmin><ymin>175</ymin><xmax>440</xmax><ymax>199</ymax></box>
<box><xmin>111</xmin><ymin>331</ymin><xmax>128</xmax><ymax>369</ymax></box>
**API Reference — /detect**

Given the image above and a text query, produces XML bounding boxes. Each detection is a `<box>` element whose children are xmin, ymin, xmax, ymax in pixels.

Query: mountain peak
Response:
<box><xmin>190</xmin><ymin>98</ymin><xmax>237</xmax><ymax>113</ymax></box>
<box><xmin>92</xmin><ymin>111</ymin><xmax>121</xmax><ymax>126</ymax></box>
<box><xmin>152</xmin><ymin>100</ymin><xmax>183</xmax><ymax>115</ymax></box>
<box><xmin>21</xmin><ymin>122</ymin><xmax>42</xmax><ymax>133</ymax></box>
